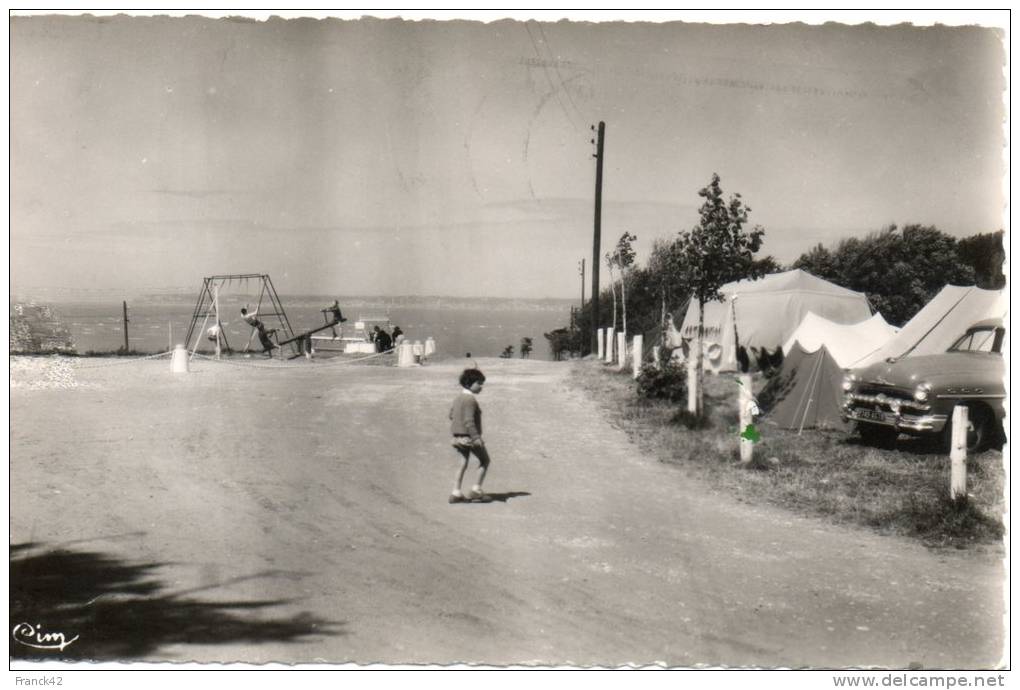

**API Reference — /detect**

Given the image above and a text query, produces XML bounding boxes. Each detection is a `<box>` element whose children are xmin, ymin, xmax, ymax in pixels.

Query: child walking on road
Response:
<box><xmin>448</xmin><ymin>368</ymin><xmax>493</xmax><ymax>504</ymax></box>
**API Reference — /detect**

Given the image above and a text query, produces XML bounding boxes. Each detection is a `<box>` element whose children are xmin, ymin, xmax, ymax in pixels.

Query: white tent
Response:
<box><xmin>782</xmin><ymin>312</ymin><xmax>899</xmax><ymax>369</ymax></box>
<box><xmin>679</xmin><ymin>269</ymin><xmax>872</xmax><ymax>372</ymax></box>
<box><xmin>864</xmin><ymin>285</ymin><xmax>1007</xmax><ymax>363</ymax></box>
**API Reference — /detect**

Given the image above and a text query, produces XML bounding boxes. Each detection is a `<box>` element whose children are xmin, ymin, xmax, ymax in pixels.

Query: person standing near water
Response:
<box><xmin>373</xmin><ymin>325</ymin><xmax>393</xmax><ymax>353</ymax></box>
<box><xmin>448</xmin><ymin>368</ymin><xmax>492</xmax><ymax>504</ymax></box>
<box><xmin>324</xmin><ymin>300</ymin><xmax>347</xmax><ymax>337</ymax></box>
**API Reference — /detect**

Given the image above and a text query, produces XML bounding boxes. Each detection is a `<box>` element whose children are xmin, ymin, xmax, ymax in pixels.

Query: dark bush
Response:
<box><xmin>636</xmin><ymin>361</ymin><xmax>688</xmax><ymax>403</ymax></box>
<box><xmin>671</xmin><ymin>408</ymin><xmax>712</xmax><ymax>429</ymax></box>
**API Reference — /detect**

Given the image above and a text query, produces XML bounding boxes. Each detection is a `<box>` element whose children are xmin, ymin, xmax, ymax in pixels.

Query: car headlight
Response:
<box><xmin>913</xmin><ymin>382</ymin><xmax>932</xmax><ymax>402</ymax></box>
<box><xmin>842</xmin><ymin>373</ymin><xmax>858</xmax><ymax>392</ymax></box>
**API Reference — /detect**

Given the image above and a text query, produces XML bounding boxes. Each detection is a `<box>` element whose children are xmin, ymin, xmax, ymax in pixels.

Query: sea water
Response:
<box><xmin>44</xmin><ymin>296</ymin><xmax>575</xmax><ymax>361</ymax></box>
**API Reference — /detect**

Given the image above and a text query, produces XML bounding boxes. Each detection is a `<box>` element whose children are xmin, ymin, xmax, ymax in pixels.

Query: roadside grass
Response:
<box><xmin>569</xmin><ymin>362</ymin><xmax>1005</xmax><ymax>549</ymax></box>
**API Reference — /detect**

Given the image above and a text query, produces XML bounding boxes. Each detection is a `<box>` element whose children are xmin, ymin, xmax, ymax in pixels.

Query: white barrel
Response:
<box><xmin>397</xmin><ymin>342</ymin><xmax>417</xmax><ymax>367</ymax></box>
<box><xmin>424</xmin><ymin>337</ymin><xmax>436</xmax><ymax>357</ymax></box>
<box><xmin>171</xmin><ymin>344</ymin><xmax>189</xmax><ymax>374</ymax></box>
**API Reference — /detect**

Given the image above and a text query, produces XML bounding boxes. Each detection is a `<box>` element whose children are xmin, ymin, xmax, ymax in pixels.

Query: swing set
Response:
<box><xmin>184</xmin><ymin>274</ymin><xmax>296</xmax><ymax>357</ymax></box>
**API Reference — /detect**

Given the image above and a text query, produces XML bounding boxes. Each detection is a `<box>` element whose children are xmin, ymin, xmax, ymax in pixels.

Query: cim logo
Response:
<box><xmin>11</xmin><ymin>622</ymin><xmax>79</xmax><ymax>651</ymax></box>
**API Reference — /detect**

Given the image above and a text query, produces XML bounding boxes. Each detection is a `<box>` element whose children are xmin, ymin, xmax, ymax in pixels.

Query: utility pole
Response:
<box><xmin>122</xmin><ymin>301</ymin><xmax>130</xmax><ymax>353</ymax></box>
<box><xmin>590</xmin><ymin>121</ymin><xmax>605</xmax><ymax>356</ymax></box>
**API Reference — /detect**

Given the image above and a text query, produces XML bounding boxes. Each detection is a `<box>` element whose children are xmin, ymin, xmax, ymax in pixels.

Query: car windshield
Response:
<box><xmin>948</xmin><ymin>328</ymin><xmax>1000</xmax><ymax>353</ymax></box>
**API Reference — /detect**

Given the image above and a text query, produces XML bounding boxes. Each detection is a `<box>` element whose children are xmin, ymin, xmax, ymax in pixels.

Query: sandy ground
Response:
<box><xmin>9</xmin><ymin>354</ymin><xmax>1006</xmax><ymax>667</ymax></box>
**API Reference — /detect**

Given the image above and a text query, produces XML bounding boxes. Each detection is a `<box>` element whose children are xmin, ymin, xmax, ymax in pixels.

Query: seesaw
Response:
<box><xmin>275</xmin><ymin>319</ymin><xmax>344</xmax><ymax>359</ymax></box>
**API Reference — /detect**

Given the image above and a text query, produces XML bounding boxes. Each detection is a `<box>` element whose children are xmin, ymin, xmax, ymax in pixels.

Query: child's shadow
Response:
<box><xmin>485</xmin><ymin>491</ymin><xmax>531</xmax><ymax>503</ymax></box>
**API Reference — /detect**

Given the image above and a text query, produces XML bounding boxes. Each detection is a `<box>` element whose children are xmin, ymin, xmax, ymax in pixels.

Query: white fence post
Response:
<box><xmin>950</xmin><ymin>405</ymin><xmax>968</xmax><ymax>500</ymax></box>
<box><xmin>632</xmin><ymin>335</ymin><xmax>643</xmax><ymax>379</ymax></box>
<box><xmin>617</xmin><ymin>332</ymin><xmax>627</xmax><ymax>370</ymax></box>
<box><xmin>652</xmin><ymin>345</ymin><xmax>661</xmax><ymax>369</ymax></box>
<box><xmin>605</xmin><ymin>327</ymin><xmax>615</xmax><ymax>363</ymax></box>
<box><xmin>597</xmin><ymin>328</ymin><xmax>604</xmax><ymax>360</ymax></box>
<box><xmin>739</xmin><ymin>373</ymin><xmax>753</xmax><ymax>463</ymax></box>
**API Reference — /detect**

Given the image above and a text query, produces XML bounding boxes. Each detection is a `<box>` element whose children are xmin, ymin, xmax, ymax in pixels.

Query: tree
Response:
<box><xmin>647</xmin><ymin>237</ymin><xmax>688</xmax><ymax>346</ymax></box>
<box><xmin>614</xmin><ymin>232</ymin><xmax>638</xmax><ymax>336</ymax></box>
<box><xmin>544</xmin><ymin>328</ymin><xmax>578</xmax><ymax>361</ymax></box>
<box><xmin>604</xmin><ymin>251</ymin><xmax>618</xmax><ymax>331</ymax></box>
<box><xmin>675</xmin><ymin>173</ymin><xmax>766</xmax><ymax>416</ymax></box>
<box><xmin>520</xmin><ymin>337</ymin><xmax>533</xmax><ymax>359</ymax></box>
<box><xmin>792</xmin><ymin>225</ymin><xmax>975</xmax><ymax>326</ymax></box>
<box><xmin>957</xmin><ymin>230</ymin><xmax>1005</xmax><ymax>289</ymax></box>
<box><xmin>750</xmin><ymin>254</ymin><xmax>783</xmax><ymax>276</ymax></box>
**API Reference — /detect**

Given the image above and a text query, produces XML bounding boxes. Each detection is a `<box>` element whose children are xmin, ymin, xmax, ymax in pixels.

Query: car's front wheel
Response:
<box><xmin>857</xmin><ymin>423</ymin><xmax>899</xmax><ymax>449</ymax></box>
<box><xmin>942</xmin><ymin>404</ymin><xmax>999</xmax><ymax>454</ymax></box>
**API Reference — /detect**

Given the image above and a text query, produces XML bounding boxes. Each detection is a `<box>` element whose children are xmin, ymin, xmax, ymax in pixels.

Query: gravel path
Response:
<box><xmin>9</xmin><ymin>356</ymin><xmax>1005</xmax><ymax>667</ymax></box>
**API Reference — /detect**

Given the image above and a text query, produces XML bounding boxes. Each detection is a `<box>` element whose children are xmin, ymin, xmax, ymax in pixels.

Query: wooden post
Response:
<box><xmin>605</xmin><ymin>327</ymin><xmax>615</xmax><ymax>363</ymax></box>
<box><xmin>950</xmin><ymin>405</ymin><xmax>968</xmax><ymax>500</ymax></box>
<box><xmin>597</xmin><ymin>328</ymin><xmax>604</xmax><ymax>360</ymax></box>
<box><xmin>590</xmin><ymin>121</ymin><xmax>605</xmax><ymax>356</ymax></box>
<box><xmin>122</xmin><ymin>301</ymin><xmax>130</xmax><ymax>353</ymax></box>
<box><xmin>686</xmin><ymin>353</ymin><xmax>697</xmax><ymax>414</ymax></box>
<box><xmin>632</xmin><ymin>334</ymin><xmax>643</xmax><ymax>379</ymax></box>
<box><xmin>617</xmin><ymin>331</ymin><xmax>627</xmax><ymax>371</ymax></box>
<box><xmin>739</xmin><ymin>373</ymin><xmax>754</xmax><ymax>463</ymax></box>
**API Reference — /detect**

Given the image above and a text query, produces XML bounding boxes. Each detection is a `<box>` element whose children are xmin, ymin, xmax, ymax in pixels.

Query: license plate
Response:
<box><xmin>854</xmin><ymin>407</ymin><xmax>886</xmax><ymax>422</ymax></box>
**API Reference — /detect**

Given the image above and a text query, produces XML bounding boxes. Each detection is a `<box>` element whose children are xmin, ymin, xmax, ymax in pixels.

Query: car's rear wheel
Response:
<box><xmin>857</xmin><ymin>423</ymin><xmax>899</xmax><ymax>449</ymax></box>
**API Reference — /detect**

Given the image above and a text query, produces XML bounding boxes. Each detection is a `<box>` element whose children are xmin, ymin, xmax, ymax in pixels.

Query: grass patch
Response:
<box><xmin>569</xmin><ymin>362</ymin><xmax>1005</xmax><ymax>549</ymax></box>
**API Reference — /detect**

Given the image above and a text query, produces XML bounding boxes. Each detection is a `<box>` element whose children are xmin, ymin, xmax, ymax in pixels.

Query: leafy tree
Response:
<box><xmin>604</xmin><ymin>250</ymin><xmax>618</xmax><ymax>331</ymax></box>
<box><xmin>646</xmin><ymin>237</ymin><xmax>689</xmax><ymax>346</ymax></box>
<box><xmin>750</xmin><ymin>255</ymin><xmax>783</xmax><ymax>276</ymax></box>
<box><xmin>792</xmin><ymin>225</ymin><xmax>975</xmax><ymax>326</ymax></box>
<box><xmin>544</xmin><ymin>328</ymin><xmax>580</xmax><ymax>361</ymax></box>
<box><xmin>613</xmin><ymin>232</ymin><xmax>638</xmax><ymax>336</ymax></box>
<box><xmin>675</xmin><ymin>173</ymin><xmax>766</xmax><ymax>416</ymax></box>
<box><xmin>520</xmin><ymin>337</ymin><xmax>533</xmax><ymax>359</ymax></box>
<box><xmin>957</xmin><ymin>230</ymin><xmax>1005</xmax><ymax>289</ymax></box>
<box><xmin>792</xmin><ymin>243</ymin><xmax>836</xmax><ymax>278</ymax></box>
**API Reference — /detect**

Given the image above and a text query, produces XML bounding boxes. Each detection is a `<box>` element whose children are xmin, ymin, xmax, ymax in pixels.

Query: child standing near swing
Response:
<box><xmin>447</xmin><ymin>368</ymin><xmax>493</xmax><ymax>504</ymax></box>
<box><xmin>241</xmin><ymin>305</ymin><xmax>277</xmax><ymax>357</ymax></box>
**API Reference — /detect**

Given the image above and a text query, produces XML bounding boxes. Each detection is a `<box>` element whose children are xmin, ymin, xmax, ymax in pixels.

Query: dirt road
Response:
<box><xmin>9</xmin><ymin>355</ymin><xmax>1005</xmax><ymax>667</ymax></box>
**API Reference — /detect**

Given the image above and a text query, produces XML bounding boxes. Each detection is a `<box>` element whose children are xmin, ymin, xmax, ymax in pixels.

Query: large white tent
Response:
<box><xmin>782</xmin><ymin>312</ymin><xmax>899</xmax><ymax>369</ymax></box>
<box><xmin>679</xmin><ymin>269</ymin><xmax>872</xmax><ymax>372</ymax></box>
<box><xmin>864</xmin><ymin>285</ymin><xmax>1007</xmax><ymax>363</ymax></box>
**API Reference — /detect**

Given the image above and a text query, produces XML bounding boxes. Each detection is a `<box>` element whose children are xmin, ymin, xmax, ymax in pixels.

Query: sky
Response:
<box><xmin>9</xmin><ymin>11</ymin><xmax>1008</xmax><ymax>299</ymax></box>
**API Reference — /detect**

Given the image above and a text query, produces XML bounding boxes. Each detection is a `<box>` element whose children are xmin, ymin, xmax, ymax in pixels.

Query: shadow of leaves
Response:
<box><xmin>10</xmin><ymin>543</ymin><xmax>344</xmax><ymax>660</ymax></box>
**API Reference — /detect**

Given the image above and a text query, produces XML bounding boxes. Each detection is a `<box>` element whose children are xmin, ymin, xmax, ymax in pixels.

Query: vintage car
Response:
<box><xmin>842</xmin><ymin>318</ymin><xmax>1005</xmax><ymax>452</ymax></box>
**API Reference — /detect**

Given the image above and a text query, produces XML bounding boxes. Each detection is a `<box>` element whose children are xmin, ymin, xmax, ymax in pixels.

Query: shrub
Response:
<box><xmin>671</xmin><ymin>407</ymin><xmax>712</xmax><ymax>429</ymax></box>
<box><xmin>636</xmin><ymin>361</ymin><xmax>688</xmax><ymax>403</ymax></box>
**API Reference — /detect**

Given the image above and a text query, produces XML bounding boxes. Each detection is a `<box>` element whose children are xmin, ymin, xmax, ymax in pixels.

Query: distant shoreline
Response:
<box><xmin>10</xmin><ymin>292</ymin><xmax>578</xmax><ymax>312</ymax></box>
